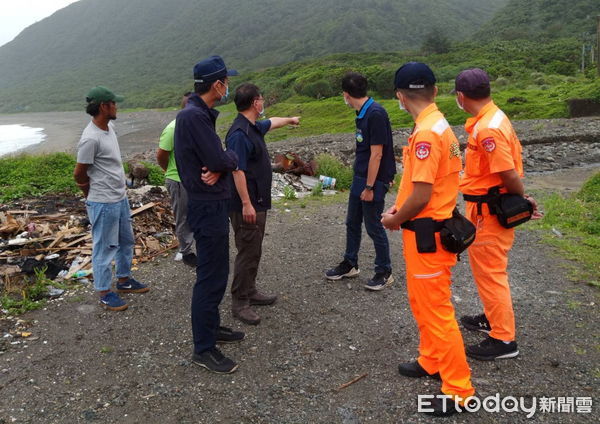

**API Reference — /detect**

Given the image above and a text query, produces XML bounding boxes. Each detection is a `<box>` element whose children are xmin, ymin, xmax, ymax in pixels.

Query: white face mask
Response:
<box><xmin>344</xmin><ymin>96</ymin><xmax>351</xmax><ymax>108</ymax></box>
<box><xmin>398</xmin><ymin>99</ymin><xmax>407</xmax><ymax>112</ymax></box>
<box><xmin>455</xmin><ymin>96</ymin><xmax>464</xmax><ymax>111</ymax></box>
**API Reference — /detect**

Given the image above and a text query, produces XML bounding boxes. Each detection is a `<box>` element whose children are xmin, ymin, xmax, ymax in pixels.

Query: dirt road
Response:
<box><xmin>0</xmin><ymin>185</ymin><xmax>598</xmax><ymax>423</ymax></box>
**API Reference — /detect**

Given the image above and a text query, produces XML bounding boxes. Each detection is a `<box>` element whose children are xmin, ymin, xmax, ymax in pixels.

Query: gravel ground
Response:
<box><xmin>0</xmin><ymin>190</ymin><xmax>598</xmax><ymax>423</ymax></box>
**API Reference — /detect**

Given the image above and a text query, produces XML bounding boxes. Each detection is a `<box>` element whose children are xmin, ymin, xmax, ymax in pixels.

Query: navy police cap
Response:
<box><xmin>394</xmin><ymin>62</ymin><xmax>436</xmax><ymax>90</ymax></box>
<box><xmin>193</xmin><ymin>55</ymin><xmax>239</xmax><ymax>83</ymax></box>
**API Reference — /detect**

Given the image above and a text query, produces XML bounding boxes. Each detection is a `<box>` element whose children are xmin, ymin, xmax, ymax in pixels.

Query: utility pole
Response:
<box><xmin>582</xmin><ymin>43</ymin><xmax>586</xmax><ymax>72</ymax></box>
<box><xmin>597</xmin><ymin>15</ymin><xmax>600</xmax><ymax>74</ymax></box>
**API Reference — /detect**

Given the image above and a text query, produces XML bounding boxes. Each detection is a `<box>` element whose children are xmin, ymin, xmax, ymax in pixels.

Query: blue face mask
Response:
<box><xmin>219</xmin><ymin>82</ymin><xmax>229</xmax><ymax>102</ymax></box>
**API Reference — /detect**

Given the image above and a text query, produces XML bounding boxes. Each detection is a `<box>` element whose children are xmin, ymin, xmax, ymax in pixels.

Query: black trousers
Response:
<box><xmin>187</xmin><ymin>198</ymin><xmax>230</xmax><ymax>354</ymax></box>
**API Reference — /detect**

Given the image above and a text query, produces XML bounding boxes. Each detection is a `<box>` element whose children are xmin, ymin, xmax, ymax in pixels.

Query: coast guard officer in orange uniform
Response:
<box><xmin>381</xmin><ymin>62</ymin><xmax>475</xmax><ymax>416</ymax></box>
<box><xmin>454</xmin><ymin>68</ymin><xmax>532</xmax><ymax>361</ymax></box>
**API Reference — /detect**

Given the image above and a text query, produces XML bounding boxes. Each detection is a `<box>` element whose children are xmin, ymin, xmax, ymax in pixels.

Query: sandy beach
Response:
<box><xmin>0</xmin><ymin>109</ymin><xmax>179</xmax><ymax>158</ymax></box>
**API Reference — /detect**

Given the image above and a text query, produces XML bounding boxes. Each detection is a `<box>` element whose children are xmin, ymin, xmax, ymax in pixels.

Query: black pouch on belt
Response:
<box><xmin>401</xmin><ymin>218</ymin><xmax>439</xmax><ymax>253</ymax></box>
<box><xmin>440</xmin><ymin>208</ymin><xmax>476</xmax><ymax>254</ymax></box>
<box><xmin>494</xmin><ymin>194</ymin><xmax>533</xmax><ymax>228</ymax></box>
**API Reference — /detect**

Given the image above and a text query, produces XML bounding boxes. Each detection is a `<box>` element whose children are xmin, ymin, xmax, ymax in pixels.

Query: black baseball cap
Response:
<box><xmin>193</xmin><ymin>55</ymin><xmax>239</xmax><ymax>83</ymax></box>
<box><xmin>394</xmin><ymin>62</ymin><xmax>436</xmax><ymax>90</ymax></box>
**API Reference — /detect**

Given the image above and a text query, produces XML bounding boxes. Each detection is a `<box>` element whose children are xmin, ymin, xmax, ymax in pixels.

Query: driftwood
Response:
<box><xmin>131</xmin><ymin>202</ymin><xmax>156</xmax><ymax>217</ymax></box>
<box><xmin>336</xmin><ymin>373</ymin><xmax>368</xmax><ymax>391</ymax></box>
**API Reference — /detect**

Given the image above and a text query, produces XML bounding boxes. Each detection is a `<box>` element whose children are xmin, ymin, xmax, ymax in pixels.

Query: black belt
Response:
<box><xmin>401</xmin><ymin>218</ymin><xmax>445</xmax><ymax>232</ymax></box>
<box><xmin>463</xmin><ymin>192</ymin><xmax>498</xmax><ymax>215</ymax></box>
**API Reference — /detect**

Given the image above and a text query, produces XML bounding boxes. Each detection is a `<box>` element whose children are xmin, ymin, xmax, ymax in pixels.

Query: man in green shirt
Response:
<box><xmin>156</xmin><ymin>92</ymin><xmax>196</xmax><ymax>267</ymax></box>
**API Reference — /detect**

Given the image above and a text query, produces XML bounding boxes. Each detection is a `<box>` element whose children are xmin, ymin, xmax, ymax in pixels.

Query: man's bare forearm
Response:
<box><xmin>232</xmin><ymin>170</ymin><xmax>251</xmax><ymax>205</ymax></box>
<box><xmin>366</xmin><ymin>151</ymin><xmax>382</xmax><ymax>186</ymax></box>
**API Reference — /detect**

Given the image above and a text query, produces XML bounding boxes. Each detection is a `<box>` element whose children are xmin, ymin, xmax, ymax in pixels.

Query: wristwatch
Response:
<box><xmin>365</xmin><ymin>184</ymin><xmax>374</xmax><ymax>191</ymax></box>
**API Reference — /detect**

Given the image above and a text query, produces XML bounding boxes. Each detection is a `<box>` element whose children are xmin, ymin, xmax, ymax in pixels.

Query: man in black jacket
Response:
<box><xmin>225</xmin><ymin>83</ymin><xmax>300</xmax><ymax>325</ymax></box>
<box><xmin>174</xmin><ymin>56</ymin><xmax>242</xmax><ymax>374</ymax></box>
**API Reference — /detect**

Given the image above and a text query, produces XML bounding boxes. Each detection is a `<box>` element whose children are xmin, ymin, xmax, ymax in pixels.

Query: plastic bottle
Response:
<box><xmin>71</xmin><ymin>269</ymin><xmax>93</xmax><ymax>279</ymax></box>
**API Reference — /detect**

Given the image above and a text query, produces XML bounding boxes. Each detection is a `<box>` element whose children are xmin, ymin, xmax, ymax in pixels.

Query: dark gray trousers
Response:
<box><xmin>229</xmin><ymin>211</ymin><xmax>267</xmax><ymax>312</ymax></box>
<box><xmin>165</xmin><ymin>178</ymin><xmax>195</xmax><ymax>255</ymax></box>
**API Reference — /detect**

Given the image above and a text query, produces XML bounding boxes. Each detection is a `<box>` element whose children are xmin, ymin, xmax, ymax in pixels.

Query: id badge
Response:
<box><xmin>355</xmin><ymin>129</ymin><xmax>364</xmax><ymax>143</ymax></box>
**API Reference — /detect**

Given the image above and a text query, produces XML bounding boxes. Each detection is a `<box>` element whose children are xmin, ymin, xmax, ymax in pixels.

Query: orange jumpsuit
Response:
<box><xmin>460</xmin><ymin>100</ymin><xmax>524</xmax><ymax>342</ymax></box>
<box><xmin>395</xmin><ymin>103</ymin><xmax>475</xmax><ymax>399</ymax></box>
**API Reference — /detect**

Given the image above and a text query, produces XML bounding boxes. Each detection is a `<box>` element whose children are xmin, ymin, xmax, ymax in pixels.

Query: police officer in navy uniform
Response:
<box><xmin>225</xmin><ymin>83</ymin><xmax>300</xmax><ymax>325</ymax></box>
<box><xmin>325</xmin><ymin>72</ymin><xmax>396</xmax><ymax>290</ymax></box>
<box><xmin>174</xmin><ymin>56</ymin><xmax>244</xmax><ymax>374</ymax></box>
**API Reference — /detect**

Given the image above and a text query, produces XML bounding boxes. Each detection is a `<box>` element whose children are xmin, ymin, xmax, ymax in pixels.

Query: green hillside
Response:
<box><xmin>0</xmin><ymin>0</ymin><xmax>509</xmax><ymax>113</ymax></box>
<box><xmin>476</xmin><ymin>0</ymin><xmax>598</xmax><ymax>41</ymax></box>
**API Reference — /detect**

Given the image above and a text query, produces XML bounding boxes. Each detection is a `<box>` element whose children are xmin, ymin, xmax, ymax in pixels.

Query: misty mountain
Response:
<box><xmin>0</xmin><ymin>0</ymin><xmax>508</xmax><ymax>112</ymax></box>
<box><xmin>476</xmin><ymin>0</ymin><xmax>598</xmax><ymax>41</ymax></box>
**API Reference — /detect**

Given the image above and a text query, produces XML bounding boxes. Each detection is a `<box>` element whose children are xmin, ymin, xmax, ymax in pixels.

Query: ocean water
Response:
<box><xmin>0</xmin><ymin>124</ymin><xmax>46</xmax><ymax>157</ymax></box>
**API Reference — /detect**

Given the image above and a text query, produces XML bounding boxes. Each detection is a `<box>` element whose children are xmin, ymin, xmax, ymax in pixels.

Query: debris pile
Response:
<box><xmin>271</xmin><ymin>152</ymin><xmax>337</xmax><ymax>199</ymax></box>
<box><xmin>0</xmin><ymin>186</ymin><xmax>176</xmax><ymax>298</ymax></box>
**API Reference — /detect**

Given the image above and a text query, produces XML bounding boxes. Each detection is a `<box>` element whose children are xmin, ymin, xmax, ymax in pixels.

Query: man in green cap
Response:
<box><xmin>73</xmin><ymin>86</ymin><xmax>149</xmax><ymax>311</ymax></box>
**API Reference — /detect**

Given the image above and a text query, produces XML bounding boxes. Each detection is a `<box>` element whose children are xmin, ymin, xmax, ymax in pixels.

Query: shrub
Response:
<box><xmin>141</xmin><ymin>162</ymin><xmax>166</xmax><ymax>186</ymax></box>
<box><xmin>300</xmin><ymin>80</ymin><xmax>336</xmax><ymax>99</ymax></box>
<box><xmin>0</xmin><ymin>153</ymin><xmax>78</xmax><ymax>201</ymax></box>
<box><xmin>315</xmin><ymin>154</ymin><xmax>353</xmax><ymax>190</ymax></box>
<box><xmin>494</xmin><ymin>77</ymin><xmax>509</xmax><ymax>87</ymax></box>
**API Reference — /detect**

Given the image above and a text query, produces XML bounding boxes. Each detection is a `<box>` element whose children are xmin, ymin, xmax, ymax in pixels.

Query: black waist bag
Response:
<box><xmin>492</xmin><ymin>194</ymin><xmax>533</xmax><ymax>228</ymax></box>
<box><xmin>440</xmin><ymin>208</ymin><xmax>476</xmax><ymax>254</ymax></box>
<box><xmin>401</xmin><ymin>218</ymin><xmax>444</xmax><ymax>253</ymax></box>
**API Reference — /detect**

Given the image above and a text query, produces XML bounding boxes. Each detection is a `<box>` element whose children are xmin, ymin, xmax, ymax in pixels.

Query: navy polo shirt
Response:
<box><xmin>353</xmin><ymin>98</ymin><xmax>396</xmax><ymax>184</ymax></box>
<box><xmin>227</xmin><ymin>119</ymin><xmax>271</xmax><ymax>171</ymax></box>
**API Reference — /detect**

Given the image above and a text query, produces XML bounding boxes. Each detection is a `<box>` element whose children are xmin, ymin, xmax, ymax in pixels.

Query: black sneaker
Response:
<box><xmin>182</xmin><ymin>253</ymin><xmax>197</xmax><ymax>267</ymax></box>
<box><xmin>325</xmin><ymin>260</ymin><xmax>359</xmax><ymax>281</ymax></box>
<box><xmin>422</xmin><ymin>393</ymin><xmax>476</xmax><ymax>417</ymax></box>
<box><xmin>460</xmin><ymin>313</ymin><xmax>491</xmax><ymax>334</ymax></box>
<box><xmin>216</xmin><ymin>326</ymin><xmax>245</xmax><ymax>344</ymax></box>
<box><xmin>191</xmin><ymin>348</ymin><xmax>239</xmax><ymax>374</ymax></box>
<box><xmin>364</xmin><ymin>271</ymin><xmax>394</xmax><ymax>291</ymax></box>
<box><xmin>398</xmin><ymin>361</ymin><xmax>440</xmax><ymax>380</ymax></box>
<box><xmin>466</xmin><ymin>336</ymin><xmax>519</xmax><ymax>361</ymax></box>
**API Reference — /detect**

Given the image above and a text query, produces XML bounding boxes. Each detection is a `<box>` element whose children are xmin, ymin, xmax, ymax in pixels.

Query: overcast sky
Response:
<box><xmin>0</xmin><ymin>0</ymin><xmax>80</xmax><ymax>47</ymax></box>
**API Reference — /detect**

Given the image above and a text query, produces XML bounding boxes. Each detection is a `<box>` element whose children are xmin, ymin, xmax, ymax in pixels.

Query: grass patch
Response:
<box><xmin>0</xmin><ymin>153</ymin><xmax>78</xmax><ymax>202</ymax></box>
<box><xmin>533</xmin><ymin>172</ymin><xmax>600</xmax><ymax>288</ymax></box>
<box><xmin>141</xmin><ymin>161</ymin><xmax>166</xmax><ymax>186</ymax></box>
<box><xmin>0</xmin><ymin>267</ymin><xmax>51</xmax><ymax>315</ymax></box>
<box><xmin>314</xmin><ymin>153</ymin><xmax>353</xmax><ymax>190</ymax></box>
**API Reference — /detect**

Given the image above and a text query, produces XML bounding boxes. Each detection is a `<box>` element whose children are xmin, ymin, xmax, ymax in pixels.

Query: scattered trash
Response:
<box><xmin>174</xmin><ymin>252</ymin><xmax>183</xmax><ymax>261</ymax></box>
<box><xmin>46</xmin><ymin>286</ymin><xmax>65</xmax><ymax>299</ymax></box>
<box><xmin>70</xmin><ymin>269</ymin><xmax>92</xmax><ymax>279</ymax></box>
<box><xmin>319</xmin><ymin>175</ymin><xmax>336</xmax><ymax>189</ymax></box>
<box><xmin>300</xmin><ymin>175</ymin><xmax>319</xmax><ymax>189</ymax></box>
<box><xmin>272</xmin><ymin>152</ymin><xmax>317</xmax><ymax>176</ymax></box>
<box><xmin>551</xmin><ymin>227</ymin><xmax>563</xmax><ymax>237</ymax></box>
<box><xmin>0</xmin><ymin>187</ymin><xmax>177</xmax><ymax>303</ymax></box>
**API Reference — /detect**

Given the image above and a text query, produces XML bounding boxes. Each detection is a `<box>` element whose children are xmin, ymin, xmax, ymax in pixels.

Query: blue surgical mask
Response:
<box><xmin>222</xmin><ymin>85</ymin><xmax>229</xmax><ymax>102</ymax></box>
<box><xmin>218</xmin><ymin>82</ymin><xmax>229</xmax><ymax>102</ymax></box>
